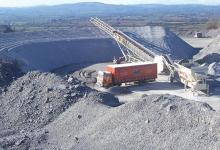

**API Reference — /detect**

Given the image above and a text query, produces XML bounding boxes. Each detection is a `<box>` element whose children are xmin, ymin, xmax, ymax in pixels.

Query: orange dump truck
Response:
<box><xmin>97</xmin><ymin>62</ymin><xmax>157</xmax><ymax>87</ymax></box>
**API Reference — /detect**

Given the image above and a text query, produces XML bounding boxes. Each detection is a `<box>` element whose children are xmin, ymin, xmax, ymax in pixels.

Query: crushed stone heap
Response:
<box><xmin>208</xmin><ymin>62</ymin><xmax>220</xmax><ymax>76</ymax></box>
<box><xmin>194</xmin><ymin>36</ymin><xmax>220</xmax><ymax>64</ymax></box>
<box><xmin>0</xmin><ymin>59</ymin><xmax>22</xmax><ymax>87</ymax></box>
<box><xmin>1</xmin><ymin>89</ymin><xmax>220</xmax><ymax>149</ymax></box>
<box><xmin>0</xmin><ymin>71</ymin><xmax>120</xmax><ymax>150</ymax></box>
<box><xmin>121</xmin><ymin>26</ymin><xmax>198</xmax><ymax>60</ymax></box>
<box><xmin>67</xmin><ymin>94</ymin><xmax>220</xmax><ymax>150</ymax></box>
<box><xmin>0</xmin><ymin>68</ymin><xmax>220</xmax><ymax>150</ymax></box>
<box><xmin>0</xmin><ymin>71</ymin><xmax>120</xmax><ymax>131</ymax></box>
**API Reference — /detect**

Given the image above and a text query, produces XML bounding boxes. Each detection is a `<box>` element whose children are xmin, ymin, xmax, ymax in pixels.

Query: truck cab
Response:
<box><xmin>96</xmin><ymin>71</ymin><xmax>112</xmax><ymax>87</ymax></box>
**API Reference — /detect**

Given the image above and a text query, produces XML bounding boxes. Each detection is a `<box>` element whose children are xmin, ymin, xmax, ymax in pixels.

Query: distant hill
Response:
<box><xmin>0</xmin><ymin>2</ymin><xmax>220</xmax><ymax>23</ymax></box>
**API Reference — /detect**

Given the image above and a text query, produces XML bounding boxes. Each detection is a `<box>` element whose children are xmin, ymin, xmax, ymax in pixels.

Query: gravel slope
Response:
<box><xmin>1</xmin><ymin>26</ymin><xmax>198</xmax><ymax>72</ymax></box>
<box><xmin>3</xmin><ymin>38</ymin><xmax>122</xmax><ymax>72</ymax></box>
<box><xmin>0</xmin><ymin>72</ymin><xmax>120</xmax><ymax>149</ymax></box>
<box><xmin>1</xmin><ymin>72</ymin><xmax>220</xmax><ymax>149</ymax></box>
<box><xmin>20</xmin><ymin>94</ymin><xmax>220</xmax><ymax>149</ymax></box>
<box><xmin>121</xmin><ymin>26</ymin><xmax>198</xmax><ymax>60</ymax></box>
<box><xmin>194</xmin><ymin>36</ymin><xmax>220</xmax><ymax>64</ymax></box>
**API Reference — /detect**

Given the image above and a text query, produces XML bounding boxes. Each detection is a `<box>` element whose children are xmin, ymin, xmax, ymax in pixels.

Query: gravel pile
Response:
<box><xmin>194</xmin><ymin>36</ymin><xmax>220</xmax><ymax>64</ymax></box>
<box><xmin>0</xmin><ymin>59</ymin><xmax>22</xmax><ymax>87</ymax></box>
<box><xmin>1</xmin><ymin>72</ymin><xmax>220</xmax><ymax>149</ymax></box>
<box><xmin>4</xmin><ymin>94</ymin><xmax>219</xmax><ymax>150</ymax></box>
<box><xmin>207</xmin><ymin>28</ymin><xmax>220</xmax><ymax>38</ymax></box>
<box><xmin>121</xmin><ymin>26</ymin><xmax>198</xmax><ymax>60</ymax></box>
<box><xmin>208</xmin><ymin>62</ymin><xmax>220</xmax><ymax>76</ymax></box>
<box><xmin>67</xmin><ymin>94</ymin><xmax>220</xmax><ymax>150</ymax></box>
<box><xmin>0</xmin><ymin>72</ymin><xmax>86</xmax><ymax>132</ymax></box>
<box><xmin>0</xmin><ymin>71</ymin><xmax>120</xmax><ymax>149</ymax></box>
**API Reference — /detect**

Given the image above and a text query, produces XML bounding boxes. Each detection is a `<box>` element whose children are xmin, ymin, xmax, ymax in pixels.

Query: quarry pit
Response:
<box><xmin>1</xmin><ymin>23</ymin><xmax>220</xmax><ymax>150</ymax></box>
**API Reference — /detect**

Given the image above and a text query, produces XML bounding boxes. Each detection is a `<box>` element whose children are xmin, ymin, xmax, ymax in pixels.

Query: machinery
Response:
<box><xmin>165</xmin><ymin>58</ymin><xmax>209</xmax><ymax>94</ymax></box>
<box><xmin>90</xmin><ymin>17</ymin><xmax>156</xmax><ymax>62</ymax></box>
<box><xmin>90</xmin><ymin>17</ymin><xmax>164</xmax><ymax>72</ymax></box>
<box><xmin>96</xmin><ymin>62</ymin><xmax>157</xmax><ymax>87</ymax></box>
<box><xmin>90</xmin><ymin>17</ymin><xmax>209</xmax><ymax>94</ymax></box>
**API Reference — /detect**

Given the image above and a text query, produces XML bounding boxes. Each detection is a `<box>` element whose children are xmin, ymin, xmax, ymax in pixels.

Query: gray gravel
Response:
<box><xmin>0</xmin><ymin>71</ymin><xmax>120</xmax><ymax>149</ymax></box>
<box><xmin>3</xmin><ymin>38</ymin><xmax>122</xmax><ymax>72</ymax></box>
<box><xmin>67</xmin><ymin>94</ymin><xmax>220</xmax><ymax>150</ymax></box>
<box><xmin>194</xmin><ymin>36</ymin><xmax>220</xmax><ymax>64</ymax></box>
<box><xmin>1</xmin><ymin>72</ymin><xmax>220</xmax><ymax>149</ymax></box>
<box><xmin>208</xmin><ymin>62</ymin><xmax>220</xmax><ymax>76</ymax></box>
<box><xmin>0</xmin><ymin>59</ymin><xmax>22</xmax><ymax>87</ymax></box>
<box><xmin>121</xmin><ymin>26</ymin><xmax>198</xmax><ymax>60</ymax></box>
<box><xmin>1</xmin><ymin>26</ymin><xmax>199</xmax><ymax>72</ymax></box>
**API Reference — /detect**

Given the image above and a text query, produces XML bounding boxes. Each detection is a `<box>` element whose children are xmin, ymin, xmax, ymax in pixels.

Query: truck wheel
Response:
<box><xmin>138</xmin><ymin>80</ymin><xmax>146</xmax><ymax>85</ymax></box>
<box><xmin>117</xmin><ymin>83</ymin><xmax>122</xmax><ymax>86</ymax></box>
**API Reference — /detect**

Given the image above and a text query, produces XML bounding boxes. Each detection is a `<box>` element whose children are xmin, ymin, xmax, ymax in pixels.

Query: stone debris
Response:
<box><xmin>194</xmin><ymin>36</ymin><xmax>220</xmax><ymax>64</ymax></box>
<box><xmin>208</xmin><ymin>62</ymin><xmax>220</xmax><ymax>76</ymax></box>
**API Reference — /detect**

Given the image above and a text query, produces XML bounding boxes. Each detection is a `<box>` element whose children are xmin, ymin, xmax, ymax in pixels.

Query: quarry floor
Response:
<box><xmin>69</xmin><ymin>62</ymin><xmax>220</xmax><ymax>112</ymax></box>
<box><xmin>3</xmin><ymin>33</ymin><xmax>219</xmax><ymax>110</ymax></box>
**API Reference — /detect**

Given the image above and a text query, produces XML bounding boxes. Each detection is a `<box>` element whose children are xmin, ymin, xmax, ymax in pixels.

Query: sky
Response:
<box><xmin>0</xmin><ymin>0</ymin><xmax>219</xmax><ymax>7</ymax></box>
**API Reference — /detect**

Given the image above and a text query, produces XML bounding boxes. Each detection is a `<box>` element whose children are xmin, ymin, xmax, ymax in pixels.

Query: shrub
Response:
<box><xmin>206</xmin><ymin>20</ymin><xmax>220</xmax><ymax>30</ymax></box>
